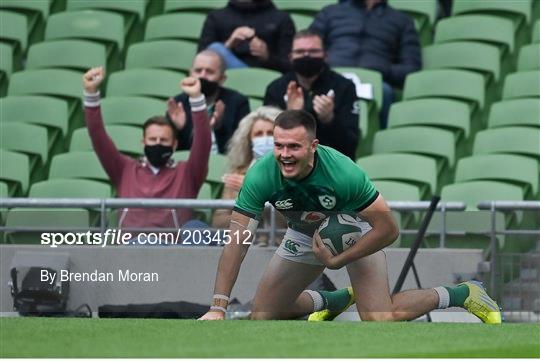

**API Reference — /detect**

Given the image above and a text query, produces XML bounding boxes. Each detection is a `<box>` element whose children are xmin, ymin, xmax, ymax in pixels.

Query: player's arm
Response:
<box><xmin>315</xmin><ymin>194</ymin><xmax>399</xmax><ymax>269</ymax></box>
<box><xmin>199</xmin><ymin>211</ymin><xmax>257</xmax><ymax>320</ymax></box>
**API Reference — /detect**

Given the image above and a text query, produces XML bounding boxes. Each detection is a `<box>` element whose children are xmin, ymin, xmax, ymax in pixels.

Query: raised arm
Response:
<box><xmin>82</xmin><ymin>67</ymin><xmax>129</xmax><ymax>185</ymax></box>
<box><xmin>199</xmin><ymin>211</ymin><xmax>257</xmax><ymax>320</ymax></box>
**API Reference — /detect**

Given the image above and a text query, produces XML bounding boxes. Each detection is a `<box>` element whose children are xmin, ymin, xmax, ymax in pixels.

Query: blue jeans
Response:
<box><xmin>207</xmin><ymin>42</ymin><xmax>248</xmax><ymax>69</ymax></box>
<box><xmin>380</xmin><ymin>82</ymin><xmax>394</xmax><ymax>130</ymax></box>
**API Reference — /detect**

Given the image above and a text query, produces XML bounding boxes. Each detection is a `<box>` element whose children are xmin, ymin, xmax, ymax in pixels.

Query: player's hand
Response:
<box><xmin>181</xmin><ymin>77</ymin><xmax>202</xmax><ymax>98</ymax></box>
<box><xmin>210</xmin><ymin>100</ymin><xmax>225</xmax><ymax>129</ymax></box>
<box><xmin>167</xmin><ymin>98</ymin><xmax>186</xmax><ymax>130</ymax></box>
<box><xmin>83</xmin><ymin>66</ymin><xmax>105</xmax><ymax>93</ymax></box>
<box><xmin>249</xmin><ymin>36</ymin><xmax>269</xmax><ymax>61</ymax></box>
<box><xmin>198</xmin><ymin>310</ymin><xmax>225</xmax><ymax>321</ymax></box>
<box><xmin>222</xmin><ymin>173</ymin><xmax>245</xmax><ymax>192</ymax></box>
<box><xmin>313</xmin><ymin>94</ymin><xmax>334</xmax><ymax>124</ymax></box>
<box><xmin>286</xmin><ymin>81</ymin><xmax>304</xmax><ymax>110</ymax></box>
<box><xmin>313</xmin><ymin>231</ymin><xmax>341</xmax><ymax>270</ymax></box>
<box><xmin>225</xmin><ymin>26</ymin><xmax>255</xmax><ymax>48</ymax></box>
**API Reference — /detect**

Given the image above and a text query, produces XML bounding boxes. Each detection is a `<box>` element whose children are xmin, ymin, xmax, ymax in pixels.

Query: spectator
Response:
<box><xmin>310</xmin><ymin>0</ymin><xmax>422</xmax><ymax>127</ymax></box>
<box><xmin>83</xmin><ymin>67</ymin><xmax>211</xmax><ymax>231</ymax></box>
<box><xmin>212</xmin><ymin>106</ymin><xmax>286</xmax><ymax>245</ymax></box>
<box><xmin>198</xmin><ymin>0</ymin><xmax>295</xmax><ymax>73</ymax></box>
<box><xmin>167</xmin><ymin>50</ymin><xmax>250</xmax><ymax>154</ymax></box>
<box><xmin>263</xmin><ymin>30</ymin><xmax>359</xmax><ymax>160</ymax></box>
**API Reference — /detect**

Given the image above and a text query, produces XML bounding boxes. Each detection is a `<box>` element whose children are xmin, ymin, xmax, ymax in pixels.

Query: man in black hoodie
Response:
<box><xmin>198</xmin><ymin>0</ymin><xmax>295</xmax><ymax>73</ymax></box>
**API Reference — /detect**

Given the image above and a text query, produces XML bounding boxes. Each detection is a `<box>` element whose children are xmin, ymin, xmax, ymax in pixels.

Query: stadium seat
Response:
<box><xmin>45</xmin><ymin>10</ymin><xmax>125</xmax><ymax>58</ymax></box>
<box><xmin>357</xmin><ymin>153</ymin><xmax>438</xmax><ymax>197</ymax></box>
<box><xmin>334</xmin><ymin>67</ymin><xmax>383</xmax><ymax>111</ymax></box>
<box><xmin>173</xmin><ymin>151</ymin><xmax>227</xmax><ymax>198</ymax></box>
<box><xmin>422</xmin><ymin>42</ymin><xmax>501</xmax><ymax>103</ymax></box>
<box><xmin>533</xmin><ymin>18</ymin><xmax>540</xmax><ymax>43</ymax></box>
<box><xmin>70</xmin><ymin>125</ymin><xmax>143</xmax><ymax>156</ymax></box>
<box><xmin>106</xmin><ymin>69</ymin><xmax>182</xmax><ymax>100</ymax></box>
<box><xmin>517</xmin><ymin>43</ymin><xmax>540</xmax><ymax>71</ymax></box>
<box><xmin>387</xmin><ymin>99</ymin><xmax>471</xmax><ymax>152</ymax></box>
<box><xmin>372</xmin><ymin>126</ymin><xmax>456</xmax><ymax>182</ymax></box>
<box><xmin>473</xmin><ymin>127</ymin><xmax>540</xmax><ymax>165</ymax></box>
<box><xmin>0</xmin><ymin>123</ymin><xmax>49</xmax><ymax>181</ymax></box>
<box><xmin>125</xmin><ymin>40</ymin><xmax>196</xmax><ymax>73</ymax></box>
<box><xmin>26</xmin><ymin>40</ymin><xmax>109</xmax><ymax>73</ymax></box>
<box><xmin>454</xmin><ymin>154</ymin><xmax>538</xmax><ymax>199</ymax></box>
<box><xmin>388</xmin><ymin>0</ymin><xmax>437</xmax><ymax>46</ymax></box>
<box><xmin>488</xmin><ymin>99</ymin><xmax>540</xmax><ymax>129</ymax></box>
<box><xmin>164</xmin><ymin>0</ymin><xmax>227</xmax><ymax>13</ymax></box>
<box><xmin>0</xmin><ymin>10</ymin><xmax>28</xmax><ymax>64</ymax></box>
<box><xmin>501</xmin><ymin>70</ymin><xmax>540</xmax><ymax>99</ymax></box>
<box><xmin>0</xmin><ymin>149</ymin><xmax>30</xmax><ymax>196</ymax></box>
<box><xmin>29</xmin><ymin>179</ymin><xmax>112</xmax><ymax>199</ymax></box>
<box><xmin>0</xmin><ymin>96</ymin><xmax>69</xmax><ymax>151</ymax></box>
<box><xmin>100</xmin><ymin>96</ymin><xmax>166</xmax><ymax>127</ymax></box>
<box><xmin>0</xmin><ymin>181</ymin><xmax>8</xmax><ymax>224</ymax></box>
<box><xmin>273</xmin><ymin>0</ymin><xmax>336</xmax><ymax>15</ymax></box>
<box><xmin>434</xmin><ymin>15</ymin><xmax>515</xmax><ymax>73</ymax></box>
<box><xmin>372</xmin><ymin>180</ymin><xmax>422</xmax><ymax>202</ymax></box>
<box><xmin>225</xmin><ymin>68</ymin><xmax>281</xmax><ymax>100</ymax></box>
<box><xmin>0</xmin><ymin>0</ymin><xmax>49</xmax><ymax>45</ymax></box>
<box><xmin>48</xmin><ymin>151</ymin><xmax>109</xmax><ymax>183</ymax></box>
<box><xmin>290</xmin><ymin>13</ymin><xmax>314</xmax><ymax>31</ymax></box>
<box><xmin>144</xmin><ymin>12</ymin><xmax>206</xmax><ymax>43</ymax></box>
<box><xmin>0</xmin><ymin>42</ymin><xmax>13</xmax><ymax>96</ymax></box>
<box><xmin>249</xmin><ymin>98</ymin><xmax>263</xmax><ymax>111</ymax></box>
<box><xmin>402</xmin><ymin>69</ymin><xmax>485</xmax><ymax>122</ymax></box>
<box><xmin>7</xmin><ymin>69</ymin><xmax>84</xmax><ymax>129</ymax></box>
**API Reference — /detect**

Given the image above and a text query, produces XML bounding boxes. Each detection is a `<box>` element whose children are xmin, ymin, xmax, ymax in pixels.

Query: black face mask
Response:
<box><xmin>144</xmin><ymin>144</ymin><xmax>173</xmax><ymax>168</ymax></box>
<box><xmin>199</xmin><ymin>78</ymin><xmax>220</xmax><ymax>98</ymax></box>
<box><xmin>292</xmin><ymin>56</ymin><xmax>326</xmax><ymax>78</ymax></box>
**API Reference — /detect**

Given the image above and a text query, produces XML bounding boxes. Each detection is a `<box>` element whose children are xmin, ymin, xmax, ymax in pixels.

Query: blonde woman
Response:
<box><xmin>212</xmin><ymin>106</ymin><xmax>284</xmax><ymax>241</ymax></box>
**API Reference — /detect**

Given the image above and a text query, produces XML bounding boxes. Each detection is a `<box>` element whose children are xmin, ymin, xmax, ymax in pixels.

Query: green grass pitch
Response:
<box><xmin>1</xmin><ymin>318</ymin><xmax>539</xmax><ymax>357</ymax></box>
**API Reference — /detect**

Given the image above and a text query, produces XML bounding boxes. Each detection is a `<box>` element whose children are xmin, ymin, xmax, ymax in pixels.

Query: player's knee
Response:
<box><xmin>250</xmin><ymin>311</ymin><xmax>274</xmax><ymax>320</ymax></box>
<box><xmin>361</xmin><ymin>311</ymin><xmax>395</xmax><ymax>322</ymax></box>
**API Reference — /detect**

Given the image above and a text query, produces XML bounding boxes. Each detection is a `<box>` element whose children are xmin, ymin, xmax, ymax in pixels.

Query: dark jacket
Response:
<box><xmin>198</xmin><ymin>0</ymin><xmax>295</xmax><ymax>73</ymax></box>
<box><xmin>263</xmin><ymin>66</ymin><xmax>359</xmax><ymax>159</ymax></box>
<box><xmin>310</xmin><ymin>0</ymin><xmax>421</xmax><ymax>88</ymax></box>
<box><xmin>168</xmin><ymin>87</ymin><xmax>250</xmax><ymax>154</ymax></box>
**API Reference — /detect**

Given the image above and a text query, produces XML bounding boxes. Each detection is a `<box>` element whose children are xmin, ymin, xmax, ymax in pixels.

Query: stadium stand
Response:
<box><xmin>48</xmin><ymin>151</ymin><xmax>109</xmax><ymax>184</ymax></box>
<box><xmin>388</xmin><ymin>0</ymin><xmax>437</xmax><ymax>46</ymax></box>
<box><xmin>0</xmin><ymin>149</ymin><xmax>30</xmax><ymax>196</ymax></box>
<box><xmin>501</xmin><ymin>70</ymin><xmax>540</xmax><ymax>99</ymax></box>
<box><xmin>0</xmin><ymin>42</ymin><xmax>13</xmax><ymax>96</ymax></box>
<box><xmin>29</xmin><ymin>178</ymin><xmax>112</xmax><ymax>199</ymax></box>
<box><xmin>225</xmin><ymin>68</ymin><xmax>281</xmax><ymax>100</ymax></box>
<box><xmin>100</xmin><ymin>96</ymin><xmax>166</xmax><ymax>127</ymax></box>
<box><xmin>272</xmin><ymin>0</ymin><xmax>336</xmax><ymax>15</ymax></box>
<box><xmin>0</xmin><ymin>10</ymin><xmax>28</xmax><ymax>65</ymax></box>
<box><xmin>290</xmin><ymin>13</ymin><xmax>314</xmax><ymax>31</ymax></box>
<box><xmin>0</xmin><ymin>0</ymin><xmax>49</xmax><ymax>45</ymax></box>
<box><xmin>106</xmin><ymin>69</ymin><xmax>182</xmax><ymax>99</ymax></box>
<box><xmin>144</xmin><ymin>12</ymin><xmax>206</xmax><ymax>43</ymax></box>
<box><xmin>125</xmin><ymin>40</ymin><xmax>197</xmax><ymax>73</ymax></box>
<box><xmin>164</xmin><ymin>0</ymin><xmax>228</xmax><ymax>13</ymax></box>
<box><xmin>517</xmin><ymin>43</ymin><xmax>540</xmax><ymax>70</ymax></box>
<box><xmin>70</xmin><ymin>125</ymin><xmax>144</xmax><ymax>157</ymax></box>
<box><xmin>488</xmin><ymin>98</ymin><xmax>540</xmax><ymax>129</ymax></box>
<box><xmin>533</xmin><ymin>18</ymin><xmax>540</xmax><ymax>42</ymax></box>
<box><xmin>172</xmin><ymin>151</ymin><xmax>228</xmax><ymax>198</ymax></box>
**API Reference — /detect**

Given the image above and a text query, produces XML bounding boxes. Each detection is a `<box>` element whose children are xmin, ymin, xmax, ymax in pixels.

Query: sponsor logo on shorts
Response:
<box><xmin>283</xmin><ymin>239</ymin><xmax>299</xmax><ymax>255</ymax></box>
<box><xmin>275</xmin><ymin>199</ymin><xmax>293</xmax><ymax>210</ymax></box>
<box><xmin>318</xmin><ymin>195</ymin><xmax>336</xmax><ymax>210</ymax></box>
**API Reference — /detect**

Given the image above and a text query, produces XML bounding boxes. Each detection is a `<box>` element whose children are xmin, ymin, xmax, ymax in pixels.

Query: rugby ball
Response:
<box><xmin>317</xmin><ymin>213</ymin><xmax>365</xmax><ymax>255</ymax></box>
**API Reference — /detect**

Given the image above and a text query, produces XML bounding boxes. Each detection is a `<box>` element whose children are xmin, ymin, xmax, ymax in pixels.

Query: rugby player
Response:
<box><xmin>199</xmin><ymin>109</ymin><xmax>501</xmax><ymax>324</ymax></box>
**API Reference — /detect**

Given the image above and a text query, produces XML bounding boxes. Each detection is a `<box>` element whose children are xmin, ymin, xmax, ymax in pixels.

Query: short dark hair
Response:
<box><xmin>143</xmin><ymin>116</ymin><xmax>176</xmax><ymax>136</ymax></box>
<box><xmin>274</xmin><ymin>110</ymin><xmax>317</xmax><ymax>139</ymax></box>
<box><xmin>293</xmin><ymin>29</ymin><xmax>325</xmax><ymax>50</ymax></box>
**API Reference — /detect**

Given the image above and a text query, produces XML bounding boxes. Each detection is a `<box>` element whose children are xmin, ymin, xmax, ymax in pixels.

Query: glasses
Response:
<box><xmin>291</xmin><ymin>48</ymin><xmax>324</xmax><ymax>56</ymax></box>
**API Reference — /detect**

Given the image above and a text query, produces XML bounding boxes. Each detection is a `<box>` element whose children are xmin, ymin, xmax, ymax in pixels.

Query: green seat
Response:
<box><xmin>194</xmin><ymin>183</ymin><xmax>214</xmax><ymax>223</ymax></box>
<box><xmin>0</xmin><ymin>0</ymin><xmax>49</xmax><ymax>45</ymax></box>
<box><xmin>372</xmin><ymin>180</ymin><xmax>422</xmax><ymax>202</ymax></box>
<box><xmin>0</xmin><ymin>10</ymin><xmax>28</xmax><ymax>67</ymax></box>
<box><xmin>517</xmin><ymin>43</ymin><xmax>540</xmax><ymax>71</ymax></box>
<box><xmin>70</xmin><ymin>125</ymin><xmax>143</xmax><ymax>156</ymax></box>
<box><xmin>473</xmin><ymin>127</ymin><xmax>540</xmax><ymax>164</ymax></box>
<box><xmin>125</xmin><ymin>40</ymin><xmax>196</xmax><ymax>73</ymax></box>
<box><xmin>502</xmin><ymin>70</ymin><xmax>540</xmax><ymax>99</ymax></box>
<box><xmin>455</xmin><ymin>154</ymin><xmax>538</xmax><ymax>199</ymax></box>
<box><xmin>388</xmin><ymin>0</ymin><xmax>437</xmax><ymax>46</ymax></box>
<box><xmin>45</xmin><ymin>10</ymin><xmax>125</xmax><ymax>58</ymax></box>
<box><xmin>225</xmin><ymin>68</ymin><xmax>281</xmax><ymax>99</ymax></box>
<box><xmin>533</xmin><ymin>18</ymin><xmax>540</xmax><ymax>43</ymax></box>
<box><xmin>434</xmin><ymin>15</ymin><xmax>515</xmax><ymax>66</ymax></box>
<box><xmin>402</xmin><ymin>69</ymin><xmax>485</xmax><ymax>121</ymax></box>
<box><xmin>388</xmin><ymin>99</ymin><xmax>471</xmax><ymax>148</ymax></box>
<box><xmin>26</xmin><ymin>40</ymin><xmax>108</xmax><ymax>73</ymax></box>
<box><xmin>0</xmin><ymin>96</ymin><xmax>69</xmax><ymax>151</ymax></box>
<box><xmin>4</xmin><ymin>207</ymin><xmax>91</xmax><ymax>244</ymax></box>
<box><xmin>101</xmin><ymin>96</ymin><xmax>166</xmax><ymax>127</ymax></box>
<box><xmin>273</xmin><ymin>0</ymin><xmax>336</xmax><ymax>15</ymax></box>
<box><xmin>290</xmin><ymin>13</ymin><xmax>314</xmax><ymax>31</ymax></box>
<box><xmin>7</xmin><ymin>69</ymin><xmax>84</xmax><ymax>129</ymax></box>
<box><xmin>106</xmin><ymin>69</ymin><xmax>182</xmax><ymax>100</ymax></box>
<box><xmin>334</xmin><ymin>67</ymin><xmax>383</xmax><ymax>111</ymax></box>
<box><xmin>357</xmin><ymin>153</ymin><xmax>438</xmax><ymax>197</ymax></box>
<box><xmin>0</xmin><ymin>42</ymin><xmax>13</xmax><ymax>96</ymax></box>
<box><xmin>0</xmin><ymin>181</ymin><xmax>8</xmax><ymax>224</ymax></box>
<box><xmin>372</xmin><ymin>126</ymin><xmax>456</xmax><ymax>180</ymax></box>
<box><xmin>48</xmin><ymin>151</ymin><xmax>109</xmax><ymax>183</ymax></box>
<box><xmin>29</xmin><ymin>178</ymin><xmax>111</xmax><ymax>199</ymax></box>
<box><xmin>144</xmin><ymin>12</ymin><xmax>206</xmax><ymax>42</ymax></box>
<box><xmin>173</xmin><ymin>151</ymin><xmax>227</xmax><ymax>198</ymax></box>
<box><xmin>0</xmin><ymin>123</ymin><xmax>49</xmax><ymax>181</ymax></box>
<box><xmin>0</xmin><ymin>149</ymin><xmax>29</xmax><ymax>196</ymax></box>
<box><xmin>249</xmin><ymin>97</ymin><xmax>263</xmax><ymax>111</ymax></box>
<box><xmin>164</xmin><ymin>0</ymin><xmax>227</xmax><ymax>13</ymax></box>
<box><xmin>488</xmin><ymin>99</ymin><xmax>540</xmax><ymax>129</ymax></box>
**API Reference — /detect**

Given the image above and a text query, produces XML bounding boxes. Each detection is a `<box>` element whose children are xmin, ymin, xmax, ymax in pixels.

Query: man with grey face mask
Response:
<box><xmin>263</xmin><ymin>30</ymin><xmax>360</xmax><ymax>160</ymax></box>
<box><xmin>166</xmin><ymin>50</ymin><xmax>250</xmax><ymax>154</ymax></box>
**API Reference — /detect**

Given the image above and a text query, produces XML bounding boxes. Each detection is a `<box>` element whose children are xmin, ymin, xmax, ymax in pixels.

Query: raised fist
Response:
<box><xmin>83</xmin><ymin>66</ymin><xmax>105</xmax><ymax>93</ymax></box>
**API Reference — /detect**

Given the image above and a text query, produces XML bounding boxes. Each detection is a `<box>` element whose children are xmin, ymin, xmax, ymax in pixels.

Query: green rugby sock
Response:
<box><xmin>319</xmin><ymin>288</ymin><xmax>351</xmax><ymax>312</ymax></box>
<box><xmin>444</xmin><ymin>284</ymin><xmax>470</xmax><ymax>307</ymax></box>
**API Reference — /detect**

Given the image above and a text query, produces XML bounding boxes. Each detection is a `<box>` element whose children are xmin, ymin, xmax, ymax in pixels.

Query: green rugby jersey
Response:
<box><xmin>234</xmin><ymin>145</ymin><xmax>379</xmax><ymax>236</ymax></box>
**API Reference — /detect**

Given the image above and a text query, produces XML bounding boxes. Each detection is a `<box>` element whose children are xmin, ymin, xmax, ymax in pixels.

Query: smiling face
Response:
<box><xmin>273</xmin><ymin>125</ymin><xmax>318</xmax><ymax>180</ymax></box>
